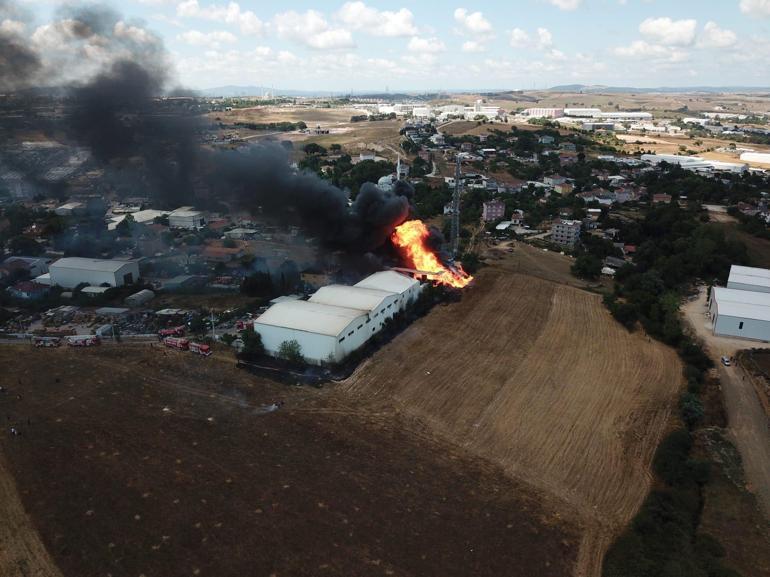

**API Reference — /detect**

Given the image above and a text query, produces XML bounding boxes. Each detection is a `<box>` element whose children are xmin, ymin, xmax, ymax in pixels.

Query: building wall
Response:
<box><xmin>49</xmin><ymin>262</ymin><xmax>140</xmax><ymax>289</ymax></box>
<box><xmin>255</xmin><ymin>313</ymin><xmax>376</xmax><ymax>365</ymax></box>
<box><xmin>169</xmin><ymin>214</ymin><xmax>205</xmax><ymax>229</ymax></box>
<box><xmin>714</xmin><ymin>314</ymin><xmax>770</xmax><ymax>341</ymax></box>
<box><xmin>726</xmin><ymin>281</ymin><xmax>770</xmax><ymax>294</ymax></box>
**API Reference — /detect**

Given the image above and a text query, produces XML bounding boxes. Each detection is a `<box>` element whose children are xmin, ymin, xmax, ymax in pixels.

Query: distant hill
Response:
<box><xmin>548</xmin><ymin>84</ymin><xmax>770</xmax><ymax>94</ymax></box>
<box><xmin>197</xmin><ymin>85</ymin><xmax>338</xmax><ymax>98</ymax></box>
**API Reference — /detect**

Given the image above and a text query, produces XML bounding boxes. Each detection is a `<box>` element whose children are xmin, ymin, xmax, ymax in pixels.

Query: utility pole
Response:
<box><xmin>210</xmin><ymin>309</ymin><xmax>216</xmax><ymax>341</ymax></box>
<box><xmin>451</xmin><ymin>155</ymin><xmax>462</xmax><ymax>259</ymax></box>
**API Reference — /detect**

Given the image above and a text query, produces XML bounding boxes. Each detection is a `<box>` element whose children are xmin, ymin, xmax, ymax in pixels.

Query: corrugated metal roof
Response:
<box><xmin>355</xmin><ymin>271</ymin><xmax>419</xmax><ymax>294</ymax></box>
<box><xmin>254</xmin><ymin>300</ymin><xmax>367</xmax><ymax>337</ymax></box>
<box><xmin>728</xmin><ymin>265</ymin><xmax>770</xmax><ymax>289</ymax></box>
<box><xmin>50</xmin><ymin>258</ymin><xmax>136</xmax><ymax>273</ymax></box>
<box><xmin>713</xmin><ymin>286</ymin><xmax>770</xmax><ymax>307</ymax></box>
<box><xmin>309</xmin><ymin>285</ymin><xmax>396</xmax><ymax>312</ymax></box>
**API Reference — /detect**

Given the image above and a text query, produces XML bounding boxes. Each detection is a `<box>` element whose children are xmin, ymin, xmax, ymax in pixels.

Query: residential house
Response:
<box><xmin>551</xmin><ymin>219</ymin><xmax>581</xmax><ymax>247</ymax></box>
<box><xmin>510</xmin><ymin>209</ymin><xmax>525</xmax><ymax>226</ymax></box>
<box><xmin>482</xmin><ymin>200</ymin><xmax>506</xmax><ymax>222</ymax></box>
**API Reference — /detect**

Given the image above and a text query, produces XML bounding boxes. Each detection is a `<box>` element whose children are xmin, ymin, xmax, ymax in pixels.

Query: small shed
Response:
<box><xmin>125</xmin><ymin>289</ymin><xmax>155</xmax><ymax>307</ymax></box>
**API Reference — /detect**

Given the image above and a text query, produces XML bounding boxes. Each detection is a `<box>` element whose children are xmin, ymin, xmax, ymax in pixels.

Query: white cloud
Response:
<box><xmin>547</xmin><ymin>0</ymin><xmax>582</xmax><ymax>11</ymax></box>
<box><xmin>614</xmin><ymin>40</ymin><xmax>688</xmax><ymax>62</ymax></box>
<box><xmin>697</xmin><ymin>21</ymin><xmax>737</xmax><ymax>48</ymax></box>
<box><xmin>407</xmin><ymin>36</ymin><xmax>446</xmax><ymax>53</ymax></box>
<box><xmin>509</xmin><ymin>28</ymin><xmax>530</xmax><ymax>48</ymax></box>
<box><xmin>461</xmin><ymin>40</ymin><xmax>486</xmax><ymax>53</ymax></box>
<box><xmin>176</xmin><ymin>1</ymin><xmax>264</xmax><ymax>35</ymax></box>
<box><xmin>740</xmin><ymin>0</ymin><xmax>770</xmax><ymax>17</ymax></box>
<box><xmin>454</xmin><ymin>8</ymin><xmax>493</xmax><ymax>37</ymax></box>
<box><xmin>177</xmin><ymin>29</ymin><xmax>238</xmax><ymax>48</ymax></box>
<box><xmin>114</xmin><ymin>21</ymin><xmax>157</xmax><ymax>44</ymax></box>
<box><xmin>536</xmin><ymin>27</ymin><xmax>553</xmax><ymax>49</ymax></box>
<box><xmin>273</xmin><ymin>10</ymin><xmax>354</xmax><ymax>50</ymax></box>
<box><xmin>0</xmin><ymin>18</ymin><xmax>24</xmax><ymax>35</ymax></box>
<box><xmin>336</xmin><ymin>2</ymin><xmax>417</xmax><ymax>37</ymax></box>
<box><xmin>639</xmin><ymin>17</ymin><xmax>697</xmax><ymax>46</ymax></box>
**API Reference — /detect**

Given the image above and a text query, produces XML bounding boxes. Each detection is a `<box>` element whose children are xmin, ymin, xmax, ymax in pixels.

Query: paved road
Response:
<box><xmin>682</xmin><ymin>286</ymin><xmax>770</xmax><ymax>517</ymax></box>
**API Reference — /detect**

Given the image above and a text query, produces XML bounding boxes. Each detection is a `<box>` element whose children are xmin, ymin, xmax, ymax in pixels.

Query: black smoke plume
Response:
<box><xmin>1</xmin><ymin>1</ymin><xmax>414</xmax><ymax>254</ymax></box>
<box><xmin>211</xmin><ymin>144</ymin><xmax>411</xmax><ymax>252</ymax></box>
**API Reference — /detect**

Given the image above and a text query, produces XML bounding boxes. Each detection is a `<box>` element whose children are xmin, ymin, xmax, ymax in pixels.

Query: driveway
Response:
<box><xmin>682</xmin><ymin>286</ymin><xmax>770</xmax><ymax>517</ymax></box>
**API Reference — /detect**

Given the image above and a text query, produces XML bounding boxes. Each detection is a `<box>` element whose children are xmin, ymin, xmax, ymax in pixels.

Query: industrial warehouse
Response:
<box><xmin>253</xmin><ymin>271</ymin><xmax>421</xmax><ymax>364</ymax></box>
<box><xmin>40</xmin><ymin>257</ymin><xmax>140</xmax><ymax>289</ymax></box>
<box><xmin>709</xmin><ymin>265</ymin><xmax>770</xmax><ymax>341</ymax></box>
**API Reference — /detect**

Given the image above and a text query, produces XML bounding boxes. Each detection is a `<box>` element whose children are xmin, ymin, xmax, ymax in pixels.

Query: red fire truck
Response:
<box><xmin>189</xmin><ymin>342</ymin><xmax>212</xmax><ymax>357</ymax></box>
<box><xmin>158</xmin><ymin>325</ymin><xmax>185</xmax><ymax>338</ymax></box>
<box><xmin>163</xmin><ymin>337</ymin><xmax>190</xmax><ymax>351</ymax></box>
<box><xmin>66</xmin><ymin>335</ymin><xmax>101</xmax><ymax>347</ymax></box>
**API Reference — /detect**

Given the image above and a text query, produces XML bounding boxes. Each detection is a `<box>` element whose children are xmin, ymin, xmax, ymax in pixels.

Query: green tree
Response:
<box><xmin>239</xmin><ymin>329</ymin><xmax>264</xmax><ymax>359</ymax></box>
<box><xmin>571</xmin><ymin>254</ymin><xmax>602</xmax><ymax>280</ymax></box>
<box><xmin>278</xmin><ymin>339</ymin><xmax>304</xmax><ymax>364</ymax></box>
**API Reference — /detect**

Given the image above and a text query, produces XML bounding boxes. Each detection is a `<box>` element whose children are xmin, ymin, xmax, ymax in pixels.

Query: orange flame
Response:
<box><xmin>391</xmin><ymin>220</ymin><xmax>473</xmax><ymax>288</ymax></box>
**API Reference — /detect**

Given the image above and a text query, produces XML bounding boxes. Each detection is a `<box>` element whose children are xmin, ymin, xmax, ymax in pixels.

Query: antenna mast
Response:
<box><xmin>451</xmin><ymin>155</ymin><xmax>462</xmax><ymax>259</ymax></box>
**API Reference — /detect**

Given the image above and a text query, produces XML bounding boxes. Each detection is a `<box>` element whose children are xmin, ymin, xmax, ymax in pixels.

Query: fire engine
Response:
<box><xmin>163</xmin><ymin>337</ymin><xmax>190</xmax><ymax>351</ymax></box>
<box><xmin>66</xmin><ymin>335</ymin><xmax>101</xmax><ymax>347</ymax></box>
<box><xmin>33</xmin><ymin>336</ymin><xmax>61</xmax><ymax>348</ymax></box>
<box><xmin>158</xmin><ymin>325</ymin><xmax>185</xmax><ymax>338</ymax></box>
<box><xmin>189</xmin><ymin>342</ymin><xmax>212</xmax><ymax>356</ymax></box>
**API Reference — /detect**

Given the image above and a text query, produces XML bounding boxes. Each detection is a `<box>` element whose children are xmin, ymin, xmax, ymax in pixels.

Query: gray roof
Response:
<box><xmin>254</xmin><ymin>300</ymin><xmax>367</xmax><ymax>337</ymax></box>
<box><xmin>714</xmin><ymin>286</ymin><xmax>770</xmax><ymax>322</ymax></box>
<box><xmin>50</xmin><ymin>257</ymin><xmax>136</xmax><ymax>273</ymax></box>
<box><xmin>728</xmin><ymin>265</ymin><xmax>770</xmax><ymax>289</ymax></box>
<box><xmin>354</xmin><ymin>271</ymin><xmax>419</xmax><ymax>295</ymax></box>
<box><xmin>310</xmin><ymin>285</ymin><xmax>396</xmax><ymax>312</ymax></box>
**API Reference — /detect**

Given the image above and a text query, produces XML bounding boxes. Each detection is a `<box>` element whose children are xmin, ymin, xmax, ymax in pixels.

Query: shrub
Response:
<box><xmin>278</xmin><ymin>339</ymin><xmax>304</xmax><ymax>364</ymax></box>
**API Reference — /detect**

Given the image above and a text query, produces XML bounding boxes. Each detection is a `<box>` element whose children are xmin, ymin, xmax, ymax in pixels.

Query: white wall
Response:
<box><xmin>714</xmin><ymin>314</ymin><xmax>770</xmax><ymax>342</ymax></box>
<box><xmin>49</xmin><ymin>262</ymin><xmax>139</xmax><ymax>289</ymax></box>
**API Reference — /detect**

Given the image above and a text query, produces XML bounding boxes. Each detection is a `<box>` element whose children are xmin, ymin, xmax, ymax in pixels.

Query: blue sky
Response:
<box><xmin>13</xmin><ymin>0</ymin><xmax>770</xmax><ymax>90</ymax></box>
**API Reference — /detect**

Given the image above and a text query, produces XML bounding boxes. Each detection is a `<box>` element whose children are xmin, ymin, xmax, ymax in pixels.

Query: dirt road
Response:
<box><xmin>682</xmin><ymin>286</ymin><xmax>770</xmax><ymax>518</ymax></box>
<box><xmin>717</xmin><ymin>364</ymin><xmax>770</xmax><ymax>516</ymax></box>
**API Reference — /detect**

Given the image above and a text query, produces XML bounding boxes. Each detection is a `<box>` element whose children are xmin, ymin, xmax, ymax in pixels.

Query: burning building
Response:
<box><xmin>253</xmin><ymin>271</ymin><xmax>421</xmax><ymax>365</ymax></box>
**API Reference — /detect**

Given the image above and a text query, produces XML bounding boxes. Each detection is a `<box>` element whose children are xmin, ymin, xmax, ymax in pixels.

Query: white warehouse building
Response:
<box><xmin>169</xmin><ymin>206</ymin><xmax>206</xmax><ymax>230</ymax></box>
<box><xmin>253</xmin><ymin>271</ymin><xmax>421</xmax><ymax>365</ymax></box>
<box><xmin>726</xmin><ymin>265</ymin><xmax>770</xmax><ymax>294</ymax></box>
<box><xmin>46</xmin><ymin>258</ymin><xmax>140</xmax><ymax>289</ymax></box>
<box><xmin>709</xmin><ymin>285</ymin><xmax>770</xmax><ymax>341</ymax></box>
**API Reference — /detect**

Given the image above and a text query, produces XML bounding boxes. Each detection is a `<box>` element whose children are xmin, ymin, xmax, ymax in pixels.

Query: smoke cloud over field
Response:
<box><xmin>0</xmin><ymin>1</ymin><xmax>412</xmax><ymax>253</ymax></box>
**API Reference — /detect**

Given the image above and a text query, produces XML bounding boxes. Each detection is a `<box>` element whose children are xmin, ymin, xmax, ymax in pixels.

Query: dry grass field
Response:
<box><xmin>342</xmin><ymin>266</ymin><xmax>682</xmax><ymax>576</ymax></box>
<box><xmin>0</xmin><ymin>342</ymin><xmax>579</xmax><ymax>577</ymax></box>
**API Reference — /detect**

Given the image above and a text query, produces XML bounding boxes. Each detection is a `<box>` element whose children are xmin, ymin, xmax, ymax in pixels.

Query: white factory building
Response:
<box><xmin>253</xmin><ymin>271</ymin><xmax>421</xmax><ymax>365</ymax></box>
<box><xmin>522</xmin><ymin>107</ymin><xmax>564</xmax><ymax>119</ymax></box>
<box><xmin>708</xmin><ymin>266</ymin><xmax>770</xmax><ymax>341</ymax></box>
<box><xmin>43</xmin><ymin>257</ymin><xmax>140</xmax><ymax>289</ymax></box>
<box><xmin>740</xmin><ymin>152</ymin><xmax>770</xmax><ymax>166</ymax></box>
<box><xmin>169</xmin><ymin>206</ymin><xmax>206</xmax><ymax>229</ymax></box>
<box><xmin>641</xmin><ymin>154</ymin><xmax>748</xmax><ymax>174</ymax></box>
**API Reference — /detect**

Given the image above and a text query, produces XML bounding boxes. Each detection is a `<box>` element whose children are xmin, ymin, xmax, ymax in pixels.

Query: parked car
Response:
<box><xmin>721</xmin><ymin>356</ymin><xmax>731</xmax><ymax>367</ymax></box>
